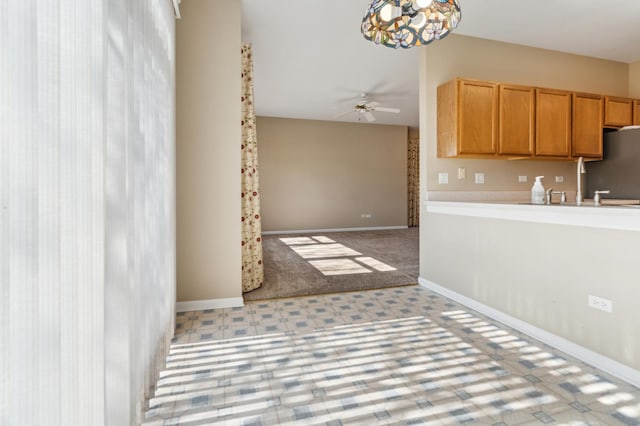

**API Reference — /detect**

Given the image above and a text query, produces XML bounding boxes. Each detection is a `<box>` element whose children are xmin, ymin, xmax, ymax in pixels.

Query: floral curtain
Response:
<box><xmin>408</xmin><ymin>135</ymin><xmax>420</xmax><ymax>227</ymax></box>
<box><xmin>241</xmin><ymin>43</ymin><xmax>264</xmax><ymax>292</ymax></box>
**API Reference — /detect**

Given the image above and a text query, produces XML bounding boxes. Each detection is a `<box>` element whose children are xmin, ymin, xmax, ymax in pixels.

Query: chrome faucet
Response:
<box><xmin>593</xmin><ymin>190</ymin><xmax>610</xmax><ymax>206</ymax></box>
<box><xmin>576</xmin><ymin>156</ymin><xmax>586</xmax><ymax>205</ymax></box>
<box><xmin>554</xmin><ymin>191</ymin><xmax>567</xmax><ymax>204</ymax></box>
<box><xmin>546</xmin><ymin>188</ymin><xmax>568</xmax><ymax>205</ymax></box>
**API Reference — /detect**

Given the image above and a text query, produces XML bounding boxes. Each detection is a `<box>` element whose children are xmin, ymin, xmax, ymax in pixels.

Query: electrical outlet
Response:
<box><xmin>555</xmin><ymin>176</ymin><xmax>564</xmax><ymax>183</ymax></box>
<box><xmin>457</xmin><ymin>167</ymin><xmax>466</xmax><ymax>180</ymax></box>
<box><xmin>518</xmin><ymin>176</ymin><xmax>528</xmax><ymax>183</ymax></box>
<box><xmin>588</xmin><ymin>295</ymin><xmax>612</xmax><ymax>313</ymax></box>
<box><xmin>438</xmin><ymin>172</ymin><xmax>449</xmax><ymax>184</ymax></box>
<box><xmin>475</xmin><ymin>173</ymin><xmax>485</xmax><ymax>184</ymax></box>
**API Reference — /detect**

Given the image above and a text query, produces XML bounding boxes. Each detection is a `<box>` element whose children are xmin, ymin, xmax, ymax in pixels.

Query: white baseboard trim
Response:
<box><xmin>418</xmin><ymin>277</ymin><xmax>640</xmax><ymax>388</ymax></box>
<box><xmin>176</xmin><ymin>297</ymin><xmax>244</xmax><ymax>313</ymax></box>
<box><xmin>262</xmin><ymin>226</ymin><xmax>408</xmax><ymax>235</ymax></box>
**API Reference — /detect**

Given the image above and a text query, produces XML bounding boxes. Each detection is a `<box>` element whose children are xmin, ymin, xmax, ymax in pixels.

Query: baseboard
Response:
<box><xmin>262</xmin><ymin>226</ymin><xmax>409</xmax><ymax>235</ymax></box>
<box><xmin>418</xmin><ymin>277</ymin><xmax>640</xmax><ymax>388</ymax></box>
<box><xmin>176</xmin><ymin>297</ymin><xmax>244</xmax><ymax>313</ymax></box>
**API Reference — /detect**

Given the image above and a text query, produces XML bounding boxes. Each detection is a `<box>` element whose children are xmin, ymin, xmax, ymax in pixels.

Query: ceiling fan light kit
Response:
<box><xmin>361</xmin><ymin>0</ymin><xmax>461</xmax><ymax>49</ymax></box>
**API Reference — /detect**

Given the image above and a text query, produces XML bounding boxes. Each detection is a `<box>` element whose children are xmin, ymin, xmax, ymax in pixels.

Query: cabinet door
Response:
<box><xmin>536</xmin><ymin>89</ymin><xmax>572</xmax><ymax>157</ymax></box>
<box><xmin>437</xmin><ymin>80</ymin><xmax>457</xmax><ymax>157</ymax></box>
<box><xmin>498</xmin><ymin>84</ymin><xmax>534</xmax><ymax>155</ymax></box>
<box><xmin>604</xmin><ymin>96</ymin><xmax>633</xmax><ymax>127</ymax></box>
<box><xmin>458</xmin><ymin>80</ymin><xmax>498</xmax><ymax>155</ymax></box>
<box><xmin>573</xmin><ymin>94</ymin><xmax>603</xmax><ymax>158</ymax></box>
<box><xmin>634</xmin><ymin>100</ymin><xmax>640</xmax><ymax>125</ymax></box>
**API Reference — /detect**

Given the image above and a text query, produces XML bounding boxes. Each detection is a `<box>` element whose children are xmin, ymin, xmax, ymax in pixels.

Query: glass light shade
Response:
<box><xmin>361</xmin><ymin>0</ymin><xmax>461</xmax><ymax>49</ymax></box>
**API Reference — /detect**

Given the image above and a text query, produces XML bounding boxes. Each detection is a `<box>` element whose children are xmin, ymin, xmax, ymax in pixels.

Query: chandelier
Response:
<box><xmin>361</xmin><ymin>0</ymin><xmax>461</xmax><ymax>49</ymax></box>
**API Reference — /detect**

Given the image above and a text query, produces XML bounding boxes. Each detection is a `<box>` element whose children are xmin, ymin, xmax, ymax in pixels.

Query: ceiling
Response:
<box><xmin>241</xmin><ymin>0</ymin><xmax>640</xmax><ymax>128</ymax></box>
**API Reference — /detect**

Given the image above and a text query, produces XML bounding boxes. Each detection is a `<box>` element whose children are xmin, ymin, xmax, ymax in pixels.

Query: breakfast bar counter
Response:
<box><xmin>420</xmin><ymin>199</ymin><xmax>640</xmax><ymax>382</ymax></box>
<box><xmin>425</xmin><ymin>200</ymin><xmax>640</xmax><ymax>232</ymax></box>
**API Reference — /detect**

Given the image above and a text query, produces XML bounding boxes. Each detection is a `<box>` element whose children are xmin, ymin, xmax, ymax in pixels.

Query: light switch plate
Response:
<box><xmin>475</xmin><ymin>173</ymin><xmax>485</xmax><ymax>184</ymax></box>
<box><xmin>519</xmin><ymin>176</ymin><xmax>528</xmax><ymax>183</ymax></box>
<box><xmin>438</xmin><ymin>172</ymin><xmax>448</xmax><ymax>184</ymax></box>
<box><xmin>457</xmin><ymin>167</ymin><xmax>466</xmax><ymax>180</ymax></box>
<box><xmin>555</xmin><ymin>176</ymin><xmax>564</xmax><ymax>183</ymax></box>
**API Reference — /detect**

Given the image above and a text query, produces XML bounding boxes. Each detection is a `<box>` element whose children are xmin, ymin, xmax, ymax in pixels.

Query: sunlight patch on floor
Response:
<box><xmin>309</xmin><ymin>258</ymin><xmax>371</xmax><ymax>276</ymax></box>
<box><xmin>290</xmin><ymin>243</ymin><xmax>362</xmax><ymax>259</ymax></box>
<box><xmin>355</xmin><ymin>256</ymin><xmax>396</xmax><ymax>272</ymax></box>
<box><xmin>280</xmin><ymin>235</ymin><xmax>398</xmax><ymax>276</ymax></box>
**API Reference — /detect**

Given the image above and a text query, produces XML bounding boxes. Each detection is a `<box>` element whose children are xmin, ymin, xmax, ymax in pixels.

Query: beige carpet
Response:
<box><xmin>243</xmin><ymin>228</ymin><xmax>419</xmax><ymax>301</ymax></box>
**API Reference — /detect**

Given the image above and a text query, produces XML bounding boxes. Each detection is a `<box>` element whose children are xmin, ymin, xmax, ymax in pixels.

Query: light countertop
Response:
<box><xmin>425</xmin><ymin>200</ymin><xmax>640</xmax><ymax>232</ymax></box>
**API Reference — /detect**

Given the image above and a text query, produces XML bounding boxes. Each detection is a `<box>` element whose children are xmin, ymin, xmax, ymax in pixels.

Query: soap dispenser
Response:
<box><xmin>531</xmin><ymin>176</ymin><xmax>545</xmax><ymax>204</ymax></box>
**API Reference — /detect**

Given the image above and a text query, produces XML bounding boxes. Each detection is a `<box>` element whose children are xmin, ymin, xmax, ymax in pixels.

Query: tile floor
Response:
<box><xmin>143</xmin><ymin>286</ymin><xmax>640</xmax><ymax>425</ymax></box>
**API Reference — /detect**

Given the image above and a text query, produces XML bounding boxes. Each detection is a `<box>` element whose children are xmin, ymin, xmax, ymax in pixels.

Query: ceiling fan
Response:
<box><xmin>338</xmin><ymin>93</ymin><xmax>401</xmax><ymax>122</ymax></box>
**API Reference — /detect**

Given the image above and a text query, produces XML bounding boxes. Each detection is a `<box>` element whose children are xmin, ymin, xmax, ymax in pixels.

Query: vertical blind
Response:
<box><xmin>0</xmin><ymin>0</ymin><xmax>176</xmax><ymax>424</ymax></box>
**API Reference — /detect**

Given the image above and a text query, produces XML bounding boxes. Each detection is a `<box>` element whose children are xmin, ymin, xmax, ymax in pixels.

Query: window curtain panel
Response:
<box><xmin>1</xmin><ymin>0</ymin><xmax>176</xmax><ymax>424</ymax></box>
<box><xmin>240</xmin><ymin>43</ymin><xmax>264</xmax><ymax>293</ymax></box>
<box><xmin>408</xmin><ymin>135</ymin><xmax>420</xmax><ymax>227</ymax></box>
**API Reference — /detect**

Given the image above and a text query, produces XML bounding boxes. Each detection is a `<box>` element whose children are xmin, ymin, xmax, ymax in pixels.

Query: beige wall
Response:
<box><xmin>419</xmin><ymin>36</ymin><xmax>640</xmax><ymax>373</ymax></box>
<box><xmin>176</xmin><ymin>0</ymin><xmax>242</xmax><ymax>301</ymax></box>
<box><xmin>257</xmin><ymin>117</ymin><xmax>408</xmax><ymax>232</ymax></box>
<box><xmin>630</xmin><ymin>61</ymin><xmax>640</xmax><ymax>98</ymax></box>
<box><xmin>420</xmin><ymin>35</ymin><xmax>630</xmax><ymax>195</ymax></box>
<box><xmin>422</xmin><ymin>213</ymin><xmax>640</xmax><ymax>371</ymax></box>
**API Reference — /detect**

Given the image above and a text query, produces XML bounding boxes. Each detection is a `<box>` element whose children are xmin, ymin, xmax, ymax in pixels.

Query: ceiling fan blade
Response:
<box><xmin>335</xmin><ymin>110</ymin><xmax>354</xmax><ymax>118</ymax></box>
<box><xmin>364</xmin><ymin>111</ymin><xmax>376</xmax><ymax>122</ymax></box>
<box><xmin>372</xmin><ymin>106</ymin><xmax>400</xmax><ymax>114</ymax></box>
<box><xmin>365</xmin><ymin>101</ymin><xmax>379</xmax><ymax>108</ymax></box>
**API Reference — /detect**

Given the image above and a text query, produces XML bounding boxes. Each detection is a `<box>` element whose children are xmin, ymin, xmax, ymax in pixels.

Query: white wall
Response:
<box><xmin>422</xmin><ymin>213</ymin><xmax>640</xmax><ymax>372</ymax></box>
<box><xmin>176</xmin><ymin>0</ymin><xmax>242</xmax><ymax>302</ymax></box>
<box><xmin>0</xmin><ymin>1</ymin><xmax>176</xmax><ymax>424</ymax></box>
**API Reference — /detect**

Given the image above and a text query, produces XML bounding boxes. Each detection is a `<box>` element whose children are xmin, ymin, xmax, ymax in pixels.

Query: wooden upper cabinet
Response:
<box><xmin>604</xmin><ymin>96</ymin><xmax>633</xmax><ymax>127</ymax></box>
<box><xmin>572</xmin><ymin>93</ymin><xmax>603</xmax><ymax>158</ymax></box>
<box><xmin>634</xmin><ymin>100</ymin><xmax>640</xmax><ymax>125</ymax></box>
<box><xmin>498</xmin><ymin>84</ymin><xmax>534</xmax><ymax>156</ymax></box>
<box><xmin>437</xmin><ymin>77</ymin><xmax>627</xmax><ymax>160</ymax></box>
<box><xmin>458</xmin><ymin>80</ymin><xmax>498</xmax><ymax>155</ymax></box>
<box><xmin>535</xmin><ymin>88</ymin><xmax>572</xmax><ymax>158</ymax></box>
<box><xmin>437</xmin><ymin>79</ymin><xmax>498</xmax><ymax>157</ymax></box>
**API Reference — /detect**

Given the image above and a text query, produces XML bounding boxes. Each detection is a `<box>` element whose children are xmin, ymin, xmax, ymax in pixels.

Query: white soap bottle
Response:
<box><xmin>531</xmin><ymin>176</ymin><xmax>545</xmax><ymax>204</ymax></box>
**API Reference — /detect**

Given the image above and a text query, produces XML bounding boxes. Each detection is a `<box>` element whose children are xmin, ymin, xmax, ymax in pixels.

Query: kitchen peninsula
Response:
<box><xmin>418</xmin><ymin>33</ymin><xmax>640</xmax><ymax>388</ymax></box>
<box><xmin>420</xmin><ymin>200</ymin><xmax>640</xmax><ymax>385</ymax></box>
